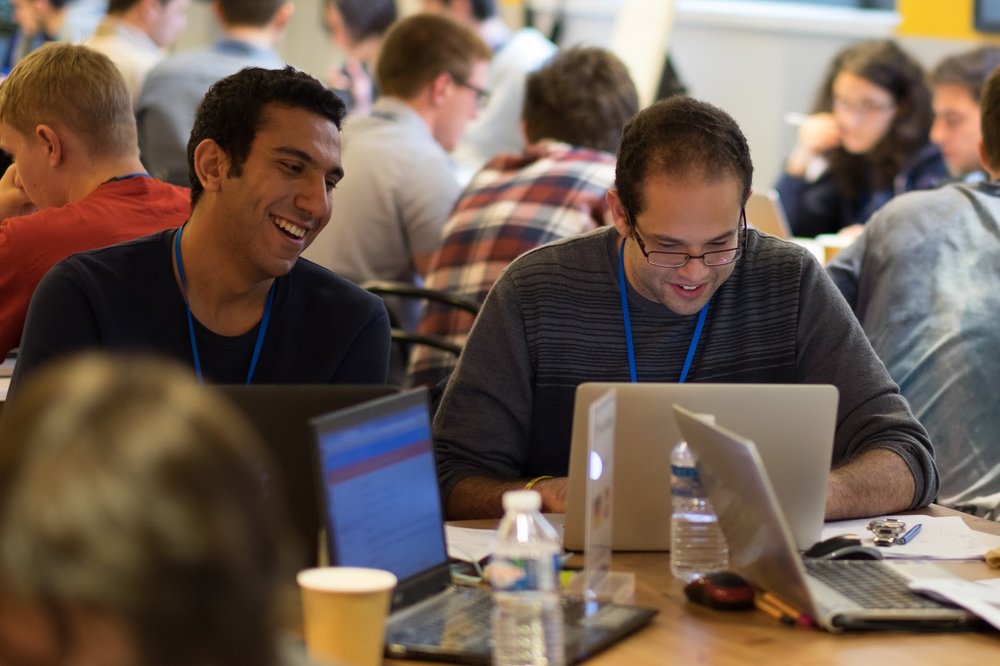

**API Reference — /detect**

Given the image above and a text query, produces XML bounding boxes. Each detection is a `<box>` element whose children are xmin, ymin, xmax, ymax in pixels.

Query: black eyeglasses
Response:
<box><xmin>629</xmin><ymin>209</ymin><xmax>746</xmax><ymax>268</ymax></box>
<box><xmin>449</xmin><ymin>72</ymin><xmax>490</xmax><ymax>107</ymax></box>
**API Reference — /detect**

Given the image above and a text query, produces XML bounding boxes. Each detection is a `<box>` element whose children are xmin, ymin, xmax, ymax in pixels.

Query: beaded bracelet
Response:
<box><xmin>524</xmin><ymin>475</ymin><xmax>554</xmax><ymax>491</ymax></box>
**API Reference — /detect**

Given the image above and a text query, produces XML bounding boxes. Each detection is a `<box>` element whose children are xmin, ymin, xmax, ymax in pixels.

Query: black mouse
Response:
<box><xmin>820</xmin><ymin>545</ymin><xmax>884</xmax><ymax>561</ymax></box>
<box><xmin>803</xmin><ymin>534</ymin><xmax>862</xmax><ymax>558</ymax></box>
<box><xmin>683</xmin><ymin>571</ymin><xmax>755</xmax><ymax>610</ymax></box>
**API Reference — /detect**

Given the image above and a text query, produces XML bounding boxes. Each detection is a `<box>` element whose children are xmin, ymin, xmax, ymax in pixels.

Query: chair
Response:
<box><xmin>360</xmin><ymin>280</ymin><xmax>480</xmax><ymax>386</ymax></box>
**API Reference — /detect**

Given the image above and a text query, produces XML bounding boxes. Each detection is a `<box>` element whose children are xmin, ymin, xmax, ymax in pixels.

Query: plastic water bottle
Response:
<box><xmin>490</xmin><ymin>490</ymin><xmax>565</xmax><ymax>666</ymax></box>
<box><xmin>670</xmin><ymin>439</ymin><xmax>729</xmax><ymax>581</ymax></box>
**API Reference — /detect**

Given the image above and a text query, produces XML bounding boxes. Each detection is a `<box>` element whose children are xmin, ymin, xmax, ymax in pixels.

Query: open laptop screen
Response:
<box><xmin>313</xmin><ymin>390</ymin><xmax>448</xmax><ymax>581</ymax></box>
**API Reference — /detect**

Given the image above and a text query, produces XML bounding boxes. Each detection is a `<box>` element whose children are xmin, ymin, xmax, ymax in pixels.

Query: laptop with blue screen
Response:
<box><xmin>310</xmin><ymin>388</ymin><xmax>657</xmax><ymax>664</ymax></box>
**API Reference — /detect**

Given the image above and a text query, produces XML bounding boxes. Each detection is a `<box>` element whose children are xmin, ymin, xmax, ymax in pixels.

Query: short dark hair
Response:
<box><xmin>107</xmin><ymin>0</ymin><xmax>179</xmax><ymax>12</ymax></box>
<box><xmin>218</xmin><ymin>0</ymin><xmax>287</xmax><ymax>26</ymax></box>
<box><xmin>0</xmin><ymin>354</ymin><xmax>293</xmax><ymax>666</ymax></box>
<box><xmin>326</xmin><ymin>0</ymin><xmax>397</xmax><ymax>42</ymax></box>
<box><xmin>523</xmin><ymin>47</ymin><xmax>638</xmax><ymax>154</ymax></box>
<box><xmin>979</xmin><ymin>65</ymin><xmax>1000</xmax><ymax>169</ymax></box>
<box><xmin>187</xmin><ymin>66</ymin><xmax>347</xmax><ymax>206</ymax></box>
<box><xmin>614</xmin><ymin>96</ymin><xmax>753</xmax><ymax>219</ymax></box>
<box><xmin>376</xmin><ymin>13</ymin><xmax>491</xmax><ymax>99</ymax></box>
<box><xmin>437</xmin><ymin>0</ymin><xmax>496</xmax><ymax>20</ymax></box>
<box><xmin>930</xmin><ymin>46</ymin><xmax>1000</xmax><ymax>104</ymax></box>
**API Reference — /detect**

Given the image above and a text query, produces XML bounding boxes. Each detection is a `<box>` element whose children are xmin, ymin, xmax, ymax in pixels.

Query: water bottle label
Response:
<box><xmin>488</xmin><ymin>554</ymin><xmax>560</xmax><ymax>592</ymax></box>
<box><xmin>671</xmin><ymin>464</ymin><xmax>704</xmax><ymax>498</ymax></box>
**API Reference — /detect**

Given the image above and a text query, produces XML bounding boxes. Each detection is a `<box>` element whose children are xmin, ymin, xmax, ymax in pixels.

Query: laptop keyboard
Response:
<box><xmin>388</xmin><ymin>588</ymin><xmax>494</xmax><ymax>646</ymax></box>
<box><xmin>803</xmin><ymin>559</ymin><xmax>943</xmax><ymax>609</ymax></box>
<box><xmin>388</xmin><ymin>590</ymin><xmax>591</xmax><ymax>648</ymax></box>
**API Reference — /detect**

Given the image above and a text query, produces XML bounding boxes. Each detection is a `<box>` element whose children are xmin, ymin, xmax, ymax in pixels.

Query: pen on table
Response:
<box><xmin>760</xmin><ymin>592</ymin><xmax>814</xmax><ymax>628</ymax></box>
<box><xmin>895</xmin><ymin>522</ymin><xmax>922</xmax><ymax>545</ymax></box>
<box><xmin>755</xmin><ymin>596</ymin><xmax>795</xmax><ymax>626</ymax></box>
<box><xmin>783</xmin><ymin>111</ymin><xmax>811</xmax><ymax>127</ymax></box>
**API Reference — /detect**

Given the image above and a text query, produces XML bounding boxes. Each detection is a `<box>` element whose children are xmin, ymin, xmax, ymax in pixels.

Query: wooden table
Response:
<box><xmin>389</xmin><ymin>506</ymin><xmax>1000</xmax><ymax>665</ymax></box>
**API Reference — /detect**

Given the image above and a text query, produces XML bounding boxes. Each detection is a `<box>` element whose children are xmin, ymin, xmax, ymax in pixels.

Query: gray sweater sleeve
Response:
<box><xmin>433</xmin><ymin>271</ymin><xmax>535</xmax><ymax>504</ymax></box>
<box><xmin>796</xmin><ymin>253</ymin><xmax>939</xmax><ymax>508</ymax></box>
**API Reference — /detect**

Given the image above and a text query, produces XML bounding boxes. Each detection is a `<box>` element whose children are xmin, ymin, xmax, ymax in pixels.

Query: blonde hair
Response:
<box><xmin>0</xmin><ymin>354</ymin><xmax>291</xmax><ymax>666</ymax></box>
<box><xmin>0</xmin><ymin>43</ymin><xmax>137</xmax><ymax>158</ymax></box>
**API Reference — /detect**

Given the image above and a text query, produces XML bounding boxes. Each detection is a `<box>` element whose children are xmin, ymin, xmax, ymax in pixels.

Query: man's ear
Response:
<box><xmin>35</xmin><ymin>124</ymin><xmax>61</xmax><ymax>167</ymax></box>
<box><xmin>607</xmin><ymin>189</ymin><xmax>631</xmax><ymax>239</ymax></box>
<box><xmin>192</xmin><ymin>139</ymin><xmax>227</xmax><ymax>194</ymax></box>
<box><xmin>979</xmin><ymin>139</ymin><xmax>992</xmax><ymax>175</ymax></box>
<box><xmin>272</xmin><ymin>0</ymin><xmax>294</xmax><ymax>32</ymax></box>
<box><xmin>429</xmin><ymin>71</ymin><xmax>453</xmax><ymax>107</ymax></box>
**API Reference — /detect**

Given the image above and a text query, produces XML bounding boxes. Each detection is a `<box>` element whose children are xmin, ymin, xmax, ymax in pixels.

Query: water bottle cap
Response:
<box><xmin>502</xmin><ymin>489</ymin><xmax>542</xmax><ymax>511</ymax></box>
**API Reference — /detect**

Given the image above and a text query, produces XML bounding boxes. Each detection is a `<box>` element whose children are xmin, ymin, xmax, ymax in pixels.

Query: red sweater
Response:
<box><xmin>0</xmin><ymin>176</ymin><xmax>190</xmax><ymax>358</ymax></box>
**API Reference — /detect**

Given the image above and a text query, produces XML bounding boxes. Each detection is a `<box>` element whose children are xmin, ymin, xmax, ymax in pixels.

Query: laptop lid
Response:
<box><xmin>215</xmin><ymin>384</ymin><xmax>398</xmax><ymax>566</ymax></box>
<box><xmin>673</xmin><ymin>404</ymin><xmax>974</xmax><ymax>631</ymax></box>
<box><xmin>565</xmin><ymin>383</ymin><xmax>838</xmax><ymax>551</ymax></box>
<box><xmin>745</xmin><ymin>189</ymin><xmax>792</xmax><ymax>239</ymax></box>
<box><xmin>310</xmin><ymin>388</ymin><xmax>454</xmax><ymax>612</ymax></box>
<box><xmin>672</xmin><ymin>404</ymin><xmax>818</xmax><ymax>614</ymax></box>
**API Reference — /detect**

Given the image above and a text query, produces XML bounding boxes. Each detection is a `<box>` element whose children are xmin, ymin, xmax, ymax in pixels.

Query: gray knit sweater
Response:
<box><xmin>433</xmin><ymin>226</ymin><xmax>938</xmax><ymax>508</ymax></box>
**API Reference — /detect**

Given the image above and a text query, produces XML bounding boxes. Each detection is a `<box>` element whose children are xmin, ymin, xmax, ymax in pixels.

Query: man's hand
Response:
<box><xmin>0</xmin><ymin>164</ymin><xmax>37</xmax><ymax>220</ymax></box>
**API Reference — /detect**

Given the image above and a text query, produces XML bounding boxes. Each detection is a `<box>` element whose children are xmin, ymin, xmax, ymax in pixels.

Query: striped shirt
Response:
<box><xmin>434</xmin><ymin>226</ymin><xmax>937</xmax><ymax>508</ymax></box>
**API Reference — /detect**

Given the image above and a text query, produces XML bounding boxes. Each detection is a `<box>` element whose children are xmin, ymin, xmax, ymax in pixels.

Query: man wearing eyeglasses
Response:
<box><xmin>303</xmin><ymin>13</ymin><xmax>491</xmax><ymax>339</ymax></box>
<box><xmin>434</xmin><ymin>95</ymin><xmax>937</xmax><ymax>522</ymax></box>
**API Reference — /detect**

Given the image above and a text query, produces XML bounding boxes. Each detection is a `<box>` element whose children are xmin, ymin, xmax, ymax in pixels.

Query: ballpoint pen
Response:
<box><xmin>895</xmin><ymin>522</ymin><xmax>922</xmax><ymax>545</ymax></box>
<box><xmin>783</xmin><ymin>111</ymin><xmax>811</xmax><ymax>126</ymax></box>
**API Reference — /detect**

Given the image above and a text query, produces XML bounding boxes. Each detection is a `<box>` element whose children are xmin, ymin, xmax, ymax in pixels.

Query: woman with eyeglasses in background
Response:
<box><xmin>776</xmin><ymin>39</ymin><xmax>948</xmax><ymax>239</ymax></box>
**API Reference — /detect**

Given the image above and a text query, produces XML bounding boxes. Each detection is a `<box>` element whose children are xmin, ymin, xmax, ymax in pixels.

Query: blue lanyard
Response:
<box><xmin>173</xmin><ymin>225</ymin><xmax>274</xmax><ymax>384</ymax></box>
<box><xmin>618</xmin><ymin>237</ymin><xmax>709</xmax><ymax>383</ymax></box>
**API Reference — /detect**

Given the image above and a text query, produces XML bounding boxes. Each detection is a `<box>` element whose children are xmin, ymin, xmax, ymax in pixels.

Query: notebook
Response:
<box><xmin>310</xmin><ymin>389</ymin><xmax>657</xmax><ymax>664</ymax></box>
<box><xmin>745</xmin><ymin>189</ymin><xmax>792</xmax><ymax>239</ymax></box>
<box><xmin>214</xmin><ymin>384</ymin><xmax>398</xmax><ymax>566</ymax></box>
<box><xmin>565</xmin><ymin>383</ymin><xmax>838</xmax><ymax>552</ymax></box>
<box><xmin>673</xmin><ymin>404</ymin><xmax>975</xmax><ymax>631</ymax></box>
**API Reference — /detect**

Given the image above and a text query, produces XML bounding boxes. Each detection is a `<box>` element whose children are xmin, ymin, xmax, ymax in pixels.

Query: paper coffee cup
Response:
<box><xmin>297</xmin><ymin>567</ymin><xmax>397</xmax><ymax>666</ymax></box>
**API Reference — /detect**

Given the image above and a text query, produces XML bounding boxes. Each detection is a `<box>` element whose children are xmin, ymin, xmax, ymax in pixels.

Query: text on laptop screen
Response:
<box><xmin>317</xmin><ymin>401</ymin><xmax>447</xmax><ymax>580</ymax></box>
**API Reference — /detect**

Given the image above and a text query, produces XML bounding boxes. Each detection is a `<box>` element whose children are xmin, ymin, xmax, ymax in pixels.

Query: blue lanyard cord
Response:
<box><xmin>617</xmin><ymin>237</ymin><xmax>709</xmax><ymax>384</ymax></box>
<box><xmin>173</xmin><ymin>226</ymin><xmax>274</xmax><ymax>384</ymax></box>
<box><xmin>618</xmin><ymin>238</ymin><xmax>638</xmax><ymax>383</ymax></box>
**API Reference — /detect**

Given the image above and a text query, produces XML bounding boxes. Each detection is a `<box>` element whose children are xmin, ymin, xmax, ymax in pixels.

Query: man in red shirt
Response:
<box><xmin>0</xmin><ymin>42</ymin><xmax>190</xmax><ymax>359</ymax></box>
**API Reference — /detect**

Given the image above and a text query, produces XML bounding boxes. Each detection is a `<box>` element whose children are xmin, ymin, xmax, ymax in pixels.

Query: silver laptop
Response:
<box><xmin>565</xmin><ymin>383</ymin><xmax>838</xmax><ymax>552</ymax></box>
<box><xmin>746</xmin><ymin>189</ymin><xmax>792</xmax><ymax>239</ymax></box>
<box><xmin>673</xmin><ymin>404</ymin><xmax>974</xmax><ymax>631</ymax></box>
<box><xmin>310</xmin><ymin>389</ymin><xmax>657</xmax><ymax>664</ymax></box>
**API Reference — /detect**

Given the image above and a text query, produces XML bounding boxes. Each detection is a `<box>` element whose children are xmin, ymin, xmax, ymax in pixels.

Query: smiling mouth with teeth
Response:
<box><xmin>680</xmin><ymin>285</ymin><xmax>698</xmax><ymax>291</ymax></box>
<box><xmin>273</xmin><ymin>216</ymin><xmax>306</xmax><ymax>239</ymax></box>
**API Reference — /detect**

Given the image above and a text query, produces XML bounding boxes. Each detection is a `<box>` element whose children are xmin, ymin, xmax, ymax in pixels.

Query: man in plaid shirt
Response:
<box><xmin>408</xmin><ymin>47</ymin><xmax>639</xmax><ymax>388</ymax></box>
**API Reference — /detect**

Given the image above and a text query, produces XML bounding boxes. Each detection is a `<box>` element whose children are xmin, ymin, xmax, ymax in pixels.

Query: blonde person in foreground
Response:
<box><xmin>0</xmin><ymin>354</ymin><xmax>313</xmax><ymax>665</ymax></box>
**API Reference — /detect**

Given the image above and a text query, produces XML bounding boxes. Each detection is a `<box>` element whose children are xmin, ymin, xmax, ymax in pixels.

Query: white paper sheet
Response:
<box><xmin>821</xmin><ymin>515</ymin><xmax>1000</xmax><ymax>560</ymax></box>
<box><xmin>445</xmin><ymin>525</ymin><xmax>496</xmax><ymax>564</ymax></box>
<box><xmin>908</xmin><ymin>578</ymin><xmax>1000</xmax><ymax>631</ymax></box>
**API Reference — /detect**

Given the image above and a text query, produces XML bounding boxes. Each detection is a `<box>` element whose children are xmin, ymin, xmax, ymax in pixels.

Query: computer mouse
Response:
<box><xmin>683</xmin><ymin>571</ymin><xmax>755</xmax><ymax>610</ymax></box>
<box><xmin>821</xmin><ymin>545</ymin><xmax>884</xmax><ymax>561</ymax></box>
<box><xmin>802</xmin><ymin>534</ymin><xmax>862</xmax><ymax>559</ymax></box>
